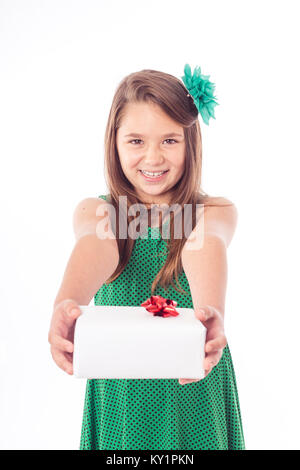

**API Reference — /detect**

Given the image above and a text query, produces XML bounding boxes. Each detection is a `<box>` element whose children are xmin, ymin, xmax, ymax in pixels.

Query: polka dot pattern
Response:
<box><xmin>79</xmin><ymin>195</ymin><xmax>245</xmax><ymax>450</ymax></box>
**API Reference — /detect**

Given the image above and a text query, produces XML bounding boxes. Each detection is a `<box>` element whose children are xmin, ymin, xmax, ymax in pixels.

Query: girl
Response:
<box><xmin>48</xmin><ymin>66</ymin><xmax>245</xmax><ymax>450</ymax></box>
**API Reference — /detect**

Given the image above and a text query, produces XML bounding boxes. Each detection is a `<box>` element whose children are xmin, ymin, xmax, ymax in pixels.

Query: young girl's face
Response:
<box><xmin>116</xmin><ymin>101</ymin><xmax>185</xmax><ymax>206</ymax></box>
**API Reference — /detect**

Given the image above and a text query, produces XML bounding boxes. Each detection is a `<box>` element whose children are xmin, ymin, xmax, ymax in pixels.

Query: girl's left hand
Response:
<box><xmin>178</xmin><ymin>306</ymin><xmax>227</xmax><ymax>385</ymax></box>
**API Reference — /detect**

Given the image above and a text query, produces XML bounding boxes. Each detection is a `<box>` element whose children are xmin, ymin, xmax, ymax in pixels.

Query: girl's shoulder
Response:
<box><xmin>74</xmin><ymin>196</ymin><xmax>107</xmax><ymax>215</ymax></box>
<box><xmin>197</xmin><ymin>193</ymin><xmax>238</xmax><ymax>247</ymax></box>
<box><xmin>72</xmin><ymin>196</ymin><xmax>108</xmax><ymax>241</ymax></box>
<box><xmin>199</xmin><ymin>192</ymin><xmax>235</xmax><ymax>207</ymax></box>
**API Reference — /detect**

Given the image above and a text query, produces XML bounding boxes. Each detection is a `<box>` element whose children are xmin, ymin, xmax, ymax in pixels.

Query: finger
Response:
<box><xmin>52</xmin><ymin>352</ymin><xmax>73</xmax><ymax>375</ymax></box>
<box><xmin>54</xmin><ymin>299</ymin><xmax>82</xmax><ymax>324</ymax></box>
<box><xmin>51</xmin><ymin>348</ymin><xmax>73</xmax><ymax>375</ymax></box>
<box><xmin>194</xmin><ymin>305</ymin><xmax>216</xmax><ymax>322</ymax></box>
<box><xmin>203</xmin><ymin>350</ymin><xmax>222</xmax><ymax>371</ymax></box>
<box><xmin>48</xmin><ymin>319</ymin><xmax>68</xmax><ymax>343</ymax></box>
<box><xmin>50</xmin><ymin>334</ymin><xmax>74</xmax><ymax>353</ymax></box>
<box><xmin>179</xmin><ymin>378</ymin><xmax>189</xmax><ymax>385</ymax></box>
<box><xmin>178</xmin><ymin>378</ymin><xmax>200</xmax><ymax>385</ymax></box>
<box><xmin>204</xmin><ymin>364</ymin><xmax>212</xmax><ymax>376</ymax></box>
<box><xmin>61</xmin><ymin>305</ymin><xmax>82</xmax><ymax>327</ymax></box>
<box><xmin>205</xmin><ymin>334</ymin><xmax>227</xmax><ymax>353</ymax></box>
<box><xmin>65</xmin><ymin>302</ymin><xmax>82</xmax><ymax>317</ymax></box>
<box><xmin>179</xmin><ymin>378</ymin><xmax>191</xmax><ymax>385</ymax></box>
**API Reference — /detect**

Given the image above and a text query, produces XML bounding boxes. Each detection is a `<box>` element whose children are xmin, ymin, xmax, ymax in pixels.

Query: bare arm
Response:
<box><xmin>181</xmin><ymin>197</ymin><xmax>238</xmax><ymax>318</ymax></box>
<box><xmin>182</xmin><ymin>234</ymin><xmax>228</xmax><ymax>319</ymax></box>
<box><xmin>179</xmin><ymin>198</ymin><xmax>238</xmax><ymax>384</ymax></box>
<box><xmin>53</xmin><ymin>197</ymin><xmax>119</xmax><ymax>308</ymax></box>
<box><xmin>49</xmin><ymin>197</ymin><xmax>120</xmax><ymax>374</ymax></box>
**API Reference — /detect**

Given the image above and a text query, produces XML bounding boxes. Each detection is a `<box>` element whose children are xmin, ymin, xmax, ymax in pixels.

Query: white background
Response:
<box><xmin>1</xmin><ymin>0</ymin><xmax>299</xmax><ymax>450</ymax></box>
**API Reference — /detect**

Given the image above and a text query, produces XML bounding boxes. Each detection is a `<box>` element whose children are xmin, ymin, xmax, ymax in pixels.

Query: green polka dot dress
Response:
<box><xmin>79</xmin><ymin>194</ymin><xmax>245</xmax><ymax>450</ymax></box>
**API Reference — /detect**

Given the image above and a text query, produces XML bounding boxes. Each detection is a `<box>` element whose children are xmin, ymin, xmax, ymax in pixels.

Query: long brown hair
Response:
<box><xmin>102</xmin><ymin>68</ymin><xmax>230</xmax><ymax>295</ymax></box>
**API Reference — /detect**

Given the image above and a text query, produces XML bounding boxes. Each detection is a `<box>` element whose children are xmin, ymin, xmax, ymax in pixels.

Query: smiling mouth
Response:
<box><xmin>139</xmin><ymin>170</ymin><xmax>169</xmax><ymax>175</ymax></box>
<box><xmin>138</xmin><ymin>170</ymin><xmax>169</xmax><ymax>183</ymax></box>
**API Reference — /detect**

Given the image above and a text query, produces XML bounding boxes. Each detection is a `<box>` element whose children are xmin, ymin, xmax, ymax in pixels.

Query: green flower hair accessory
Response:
<box><xmin>181</xmin><ymin>63</ymin><xmax>219</xmax><ymax>125</ymax></box>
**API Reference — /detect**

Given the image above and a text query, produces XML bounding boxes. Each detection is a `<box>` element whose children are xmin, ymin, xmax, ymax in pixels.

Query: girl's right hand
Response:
<box><xmin>48</xmin><ymin>299</ymin><xmax>82</xmax><ymax>375</ymax></box>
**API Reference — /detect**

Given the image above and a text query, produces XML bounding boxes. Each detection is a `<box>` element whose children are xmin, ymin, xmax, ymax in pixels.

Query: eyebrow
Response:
<box><xmin>124</xmin><ymin>132</ymin><xmax>184</xmax><ymax>138</ymax></box>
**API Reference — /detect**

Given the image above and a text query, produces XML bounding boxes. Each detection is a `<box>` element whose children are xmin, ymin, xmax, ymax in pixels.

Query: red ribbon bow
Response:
<box><xmin>140</xmin><ymin>295</ymin><xmax>179</xmax><ymax>317</ymax></box>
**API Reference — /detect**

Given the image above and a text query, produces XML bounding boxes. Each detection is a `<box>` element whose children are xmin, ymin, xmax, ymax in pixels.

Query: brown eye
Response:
<box><xmin>129</xmin><ymin>138</ymin><xmax>177</xmax><ymax>145</ymax></box>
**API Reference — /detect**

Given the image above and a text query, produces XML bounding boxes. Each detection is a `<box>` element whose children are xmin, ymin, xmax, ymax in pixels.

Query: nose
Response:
<box><xmin>142</xmin><ymin>143</ymin><xmax>165</xmax><ymax>168</ymax></box>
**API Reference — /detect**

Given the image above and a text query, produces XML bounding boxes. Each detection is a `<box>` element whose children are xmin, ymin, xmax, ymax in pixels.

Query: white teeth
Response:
<box><xmin>141</xmin><ymin>170</ymin><xmax>166</xmax><ymax>177</ymax></box>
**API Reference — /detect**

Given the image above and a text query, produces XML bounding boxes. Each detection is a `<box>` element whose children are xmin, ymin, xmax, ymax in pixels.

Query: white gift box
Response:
<box><xmin>73</xmin><ymin>305</ymin><xmax>207</xmax><ymax>379</ymax></box>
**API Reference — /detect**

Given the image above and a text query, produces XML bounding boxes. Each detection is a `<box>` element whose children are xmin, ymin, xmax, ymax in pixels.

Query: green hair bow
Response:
<box><xmin>181</xmin><ymin>63</ymin><xmax>219</xmax><ymax>125</ymax></box>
